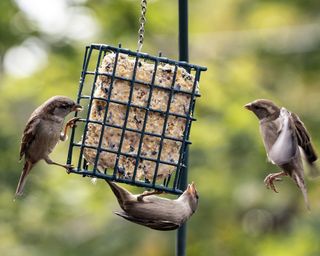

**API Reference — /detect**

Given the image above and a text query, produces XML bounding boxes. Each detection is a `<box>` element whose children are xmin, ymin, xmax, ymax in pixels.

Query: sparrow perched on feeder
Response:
<box><xmin>106</xmin><ymin>180</ymin><xmax>199</xmax><ymax>231</ymax></box>
<box><xmin>16</xmin><ymin>96</ymin><xmax>82</xmax><ymax>197</ymax></box>
<box><xmin>245</xmin><ymin>99</ymin><xmax>318</xmax><ymax>209</ymax></box>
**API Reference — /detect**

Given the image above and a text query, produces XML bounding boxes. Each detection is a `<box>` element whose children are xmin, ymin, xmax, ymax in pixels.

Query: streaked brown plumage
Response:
<box><xmin>16</xmin><ymin>96</ymin><xmax>82</xmax><ymax>197</ymax></box>
<box><xmin>106</xmin><ymin>180</ymin><xmax>199</xmax><ymax>231</ymax></box>
<box><xmin>245</xmin><ymin>99</ymin><xmax>317</xmax><ymax>209</ymax></box>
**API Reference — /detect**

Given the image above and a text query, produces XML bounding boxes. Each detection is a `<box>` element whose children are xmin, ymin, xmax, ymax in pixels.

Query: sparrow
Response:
<box><xmin>245</xmin><ymin>99</ymin><xmax>318</xmax><ymax>209</ymax></box>
<box><xmin>16</xmin><ymin>96</ymin><xmax>82</xmax><ymax>197</ymax></box>
<box><xmin>106</xmin><ymin>180</ymin><xmax>199</xmax><ymax>231</ymax></box>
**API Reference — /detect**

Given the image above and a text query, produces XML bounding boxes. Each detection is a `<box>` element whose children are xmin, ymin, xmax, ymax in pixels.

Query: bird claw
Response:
<box><xmin>64</xmin><ymin>164</ymin><xmax>74</xmax><ymax>174</ymax></box>
<box><xmin>66</xmin><ymin>117</ymin><xmax>80</xmax><ymax>128</ymax></box>
<box><xmin>264</xmin><ymin>173</ymin><xmax>281</xmax><ymax>193</ymax></box>
<box><xmin>137</xmin><ymin>190</ymin><xmax>163</xmax><ymax>201</ymax></box>
<box><xmin>60</xmin><ymin>117</ymin><xmax>81</xmax><ymax>141</ymax></box>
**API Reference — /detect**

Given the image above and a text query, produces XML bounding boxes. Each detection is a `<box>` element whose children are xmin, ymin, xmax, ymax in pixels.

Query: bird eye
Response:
<box><xmin>60</xmin><ymin>103</ymin><xmax>71</xmax><ymax>109</ymax></box>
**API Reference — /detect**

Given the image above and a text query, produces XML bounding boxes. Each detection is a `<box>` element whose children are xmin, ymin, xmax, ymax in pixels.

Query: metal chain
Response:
<box><xmin>137</xmin><ymin>0</ymin><xmax>147</xmax><ymax>52</ymax></box>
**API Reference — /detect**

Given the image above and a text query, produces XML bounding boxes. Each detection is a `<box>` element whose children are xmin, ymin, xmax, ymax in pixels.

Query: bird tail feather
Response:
<box><xmin>292</xmin><ymin>172</ymin><xmax>310</xmax><ymax>210</ymax></box>
<box><xmin>105</xmin><ymin>180</ymin><xmax>133</xmax><ymax>210</ymax></box>
<box><xmin>15</xmin><ymin>161</ymin><xmax>32</xmax><ymax>198</ymax></box>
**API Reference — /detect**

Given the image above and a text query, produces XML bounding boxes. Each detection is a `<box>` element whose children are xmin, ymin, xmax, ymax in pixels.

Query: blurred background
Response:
<box><xmin>1</xmin><ymin>0</ymin><xmax>320</xmax><ymax>255</ymax></box>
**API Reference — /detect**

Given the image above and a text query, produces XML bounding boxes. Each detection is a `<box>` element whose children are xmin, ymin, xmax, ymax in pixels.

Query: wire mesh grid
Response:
<box><xmin>66</xmin><ymin>44</ymin><xmax>206</xmax><ymax>194</ymax></box>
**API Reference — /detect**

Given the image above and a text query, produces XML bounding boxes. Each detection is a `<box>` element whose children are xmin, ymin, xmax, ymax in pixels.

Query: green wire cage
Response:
<box><xmin>66</xmin><ymin>44</ymin><xmax>206</xmax><ymax>194</ymax></box>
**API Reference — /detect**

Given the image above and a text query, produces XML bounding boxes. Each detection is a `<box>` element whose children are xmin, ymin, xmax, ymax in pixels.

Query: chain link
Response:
<box><xmin>137</xmin><ymin>0</ymin><xmax>147</xmax><ymax>52</ymax></box>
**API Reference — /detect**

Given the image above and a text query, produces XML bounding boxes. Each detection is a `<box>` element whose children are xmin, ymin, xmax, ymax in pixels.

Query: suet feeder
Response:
<box><xmin>66</xmin><ymin>44</ymin><xmax>206</xmax><ymax>194</ymax></box>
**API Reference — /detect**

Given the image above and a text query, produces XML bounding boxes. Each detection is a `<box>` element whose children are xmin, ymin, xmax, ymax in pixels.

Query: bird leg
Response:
<box><xmin>137</xmin><ymin>190</ymin><xmax>163</xmax><ymax>201</ymax></box>
<box><xmin>60</xmin><ymin>117</ymin><xmax>80</xmax><ymax>141</ymax></box>
<box><xmin>44</xmin><ymin>157</ymin><xmax>73</xmax><ymax>174</ymax></box>
<box><xmin>264</xmin><ymin>171</ymin><xmax>287</xmax><ymax>193</ymax></box>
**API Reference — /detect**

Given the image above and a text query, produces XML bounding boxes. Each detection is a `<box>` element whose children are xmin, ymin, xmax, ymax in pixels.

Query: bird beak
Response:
<box><xmin>244</xmin><ymin>103</ymin><xmax>253</xmax><ymax>111</ymax></box>
<box><xmin>187</xmin><ymin>181</ymin><xmax>197</xmax><ymax>195</ymax></box>
<box><xmin>73</xmin><ymin>104</ymin><xmax>83</xmax><ymax>112</ymax></box>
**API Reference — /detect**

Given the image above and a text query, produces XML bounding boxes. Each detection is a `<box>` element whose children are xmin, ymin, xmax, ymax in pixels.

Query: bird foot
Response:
<box><xmin>66</xmin><ymin>117</ymin><xmax>80</xmax><ymax>129</ymax></box>
<box><xmin>64</xmin><ymin>164</ymin><xmax>74</xmax><ymax>174</ymax></box>
<box><xmin>137</xmin><ymin>190</ymin><xmax>163</xmax><ymax>201</ymax></box>
<box><xmin>60</xmin><ymin>117</ymin><xmax>80</xmax><ymax>141</ymax></box>
<box><xmin>263</xmin><ymin>171</ymin><xmax>286</xmax><ymax>193</ymax></box>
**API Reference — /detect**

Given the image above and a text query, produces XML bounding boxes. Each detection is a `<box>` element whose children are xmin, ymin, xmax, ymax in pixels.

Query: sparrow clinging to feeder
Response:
<box><xmin>106</xmin><ymin>180</ymin><xmax>199</xmax><ymax>231</ymax></box>
<box><xmin>245</xmin><ymin>99</ymin><xmax>318</xmax><ymax>209</ymax></box>
<box><xmin>16</xmin><ymin>96</ymin><xmax>82</xmax><ymax>197</ymax></box>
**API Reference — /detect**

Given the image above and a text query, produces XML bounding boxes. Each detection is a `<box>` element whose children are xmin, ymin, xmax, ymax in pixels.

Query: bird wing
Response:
<box><xmin>19</xmin><ymin>116</ymin><xmax>41</xmax><ymax>160</ymax></box>
<box><xmin>114</xmin><ymin>211</ymin><xmax>180</xmax><ymax>231</ymax></box>
<box><xmin>268</xmin><ymin>108</ymin><xmax>298</xmax><ymax>165</ymax></box>
<box><xmin>291</xmin><ymin>112</ymin><xmax>317</xmax><ymax>163</ymax></box>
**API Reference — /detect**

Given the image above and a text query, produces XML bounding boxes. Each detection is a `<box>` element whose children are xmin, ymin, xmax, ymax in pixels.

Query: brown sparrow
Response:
<box><xmin>16</xmin><ymin>96</ymin><xmax>82</xmax><ymax>197</ymax></box>
<box><xmin>245</xmin><ymin>99</ymin><xmax>318</xmax><ymax>209</ymax></box>
<box><xmin>106</xmin><ymin>180</ymin><xmax>199</xmax><ymax>231</ymax></box>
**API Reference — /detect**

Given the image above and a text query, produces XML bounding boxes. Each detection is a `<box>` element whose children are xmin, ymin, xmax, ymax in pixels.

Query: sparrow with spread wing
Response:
<box><xmin>245</xmin><ymin>99</ymin><xmax>317</xmax><ymax>209</ymax></box>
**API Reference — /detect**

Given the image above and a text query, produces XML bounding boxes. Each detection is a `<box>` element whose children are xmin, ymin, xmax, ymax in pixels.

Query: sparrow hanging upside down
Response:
<box><xmin>16</xmin><ymin>96</ymin><xmax>82</xmax><ymax>197</ymax></box>
<box><xmin>106</xmin><ymin>180</ymin><xmax>199</xmax><ymax>231</ymax></box>
<box><xmin>245</xmin><ymin>99</ymin><xmax>318</xmax><ymax>209</ymax></box>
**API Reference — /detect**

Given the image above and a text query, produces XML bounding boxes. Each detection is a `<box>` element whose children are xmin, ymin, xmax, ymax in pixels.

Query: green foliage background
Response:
<box><xmin>0</xmin><ymin>0</ymin><xmax>320</xmax><ymax>255</ymax></box>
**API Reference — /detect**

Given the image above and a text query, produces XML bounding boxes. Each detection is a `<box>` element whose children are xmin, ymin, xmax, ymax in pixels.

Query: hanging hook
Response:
<box><xmin>137</xmin><ymin>0</ymin><xmax>147</xmax><ymax>52</ymax></box>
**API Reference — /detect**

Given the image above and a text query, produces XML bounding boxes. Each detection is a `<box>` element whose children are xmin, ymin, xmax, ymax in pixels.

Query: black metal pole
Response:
<box><xmin>176</xmin><ymin>0</ymin><xmax>188</xmax><ymax>256</ymax></box>
<box><xmin>178</xmin><ymin>0</ymin><xmax>189</xmax><ymax>62</ymax></box>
